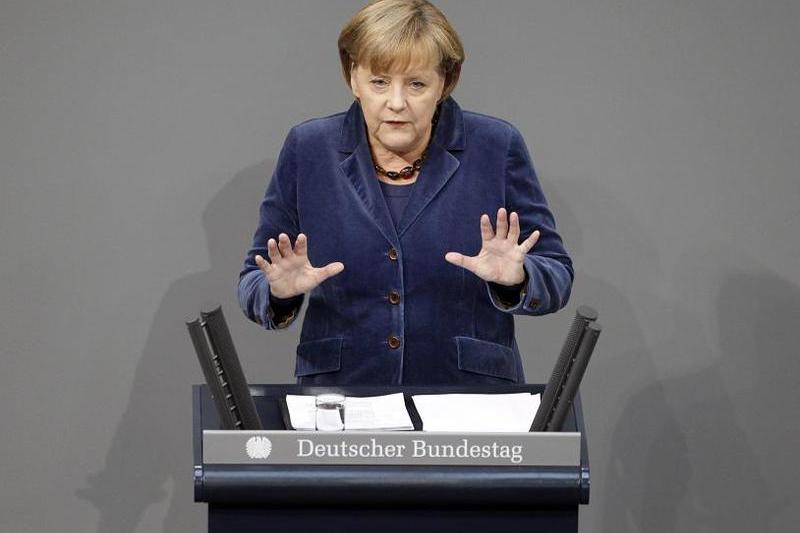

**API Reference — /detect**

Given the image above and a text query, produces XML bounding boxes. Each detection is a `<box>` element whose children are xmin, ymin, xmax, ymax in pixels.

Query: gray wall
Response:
<box><xmin>1</xmin><ymin>1</ymin><xmax>798</xmax><ymax>531</ymax></box>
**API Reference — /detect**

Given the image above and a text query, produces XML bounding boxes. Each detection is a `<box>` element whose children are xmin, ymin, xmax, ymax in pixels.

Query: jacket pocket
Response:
<box><xmin>295</xmin><ymin>336</ymin><xmax>343</xmax><ymax>377</ymax></box>
<box><xmin>455</xmin><ymin>336</ymin><xmax>518</xmax><ymax>382</ymax></box>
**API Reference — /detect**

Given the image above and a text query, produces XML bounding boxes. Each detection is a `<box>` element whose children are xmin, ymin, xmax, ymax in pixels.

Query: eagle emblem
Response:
<box><xmin>245</xmin><ymin>436</ymin><xmax>272</xmax><ymax>459</ymax></box>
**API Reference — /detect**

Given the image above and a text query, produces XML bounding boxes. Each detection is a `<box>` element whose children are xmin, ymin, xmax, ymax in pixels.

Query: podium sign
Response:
<box><xmin>203</xmin><ymin>430</ymin><xmax>580</xmax><ymax>467</ymax></box>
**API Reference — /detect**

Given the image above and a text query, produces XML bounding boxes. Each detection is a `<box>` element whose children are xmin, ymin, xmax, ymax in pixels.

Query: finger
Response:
<box><xmin>445</xmin><ymin>252</ymin><xmax>477</xmax><ymax>273</ymax></box>
<box><xmin>480</xmin><ymin>214</ymin><xmax>494</xmax><ymax>242</ymax></box>
<box><xmin>519</xmin><ymin>230</ymin><xmax>541</xmax><ymax>254</ymax></box>
<box><xmin>278</xmin><ymin>233</ymin><xmax>294</xmax><ymax>258</ymax></box>
<box><xmin>267</xmin><ymin>238</ymin><xmax>281</xmax><ymax>264</ymax></box>
<box><xmin>294</xmin><ymin>233</ymin><xmax>308</xmax><ymax>257</ymax></box>
<box><xmin>445</xmin><ymin>252</ymin><xmax>464</xmax><ymax>267</ymax></box>
<box><xmin>317</xmin><ymin>261</ymin><xmax>345</xmax><ymax>282</ymax></box>
<box><xmin>496</xmin><ymin>207</ymin><xmax>509</xmax><ymax>239</ymax></box>
<box><xmin>508</xmin><ymin>211</ymin><xmax>521</xmax><ymax>243</ymax></box>
<box><xmin>255</xmin><ymin>254</ymin><xmax>272</xmax><ymax>274</ymax></box>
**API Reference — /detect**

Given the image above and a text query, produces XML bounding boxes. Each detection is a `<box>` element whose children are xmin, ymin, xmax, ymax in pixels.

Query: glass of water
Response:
<box><xmin>315</xmin><ymin>393</ymin><xmax>345</xmax><ymax>431</ymax></box>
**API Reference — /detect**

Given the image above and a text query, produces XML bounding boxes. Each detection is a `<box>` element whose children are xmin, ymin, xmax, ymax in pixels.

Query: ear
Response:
<box><xmin>349</xmin><ymin>62</ymin><xmax>360</xmax><ymax>100</ymax></box>
<box><xmin>436</xmin><ymin>71</ymin><xmax>446</xmax><ymax>103</ymax></box>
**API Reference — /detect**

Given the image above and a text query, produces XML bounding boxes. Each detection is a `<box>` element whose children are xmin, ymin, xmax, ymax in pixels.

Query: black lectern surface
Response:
<box><xmin>193</xmin><ymin>384</ymin><xmax>590</xmax><ymax>533</ymax></box>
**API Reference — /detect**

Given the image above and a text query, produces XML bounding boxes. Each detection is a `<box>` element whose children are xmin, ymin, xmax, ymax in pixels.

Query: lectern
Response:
<box><xmin>193</xmin><ymin>383</ymin><xmax>590</xmax><ymax>533</ymax></box>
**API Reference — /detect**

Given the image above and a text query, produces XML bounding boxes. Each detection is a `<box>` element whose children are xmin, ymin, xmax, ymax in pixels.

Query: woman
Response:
<box><xmin>238</xmin><ymin>0</ymin><xmax>573</xmax><ymax>385</ymax></box>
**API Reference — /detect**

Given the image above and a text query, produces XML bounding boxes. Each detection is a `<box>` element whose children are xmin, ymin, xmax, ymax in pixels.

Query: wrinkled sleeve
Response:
<box><xmin>485</xmin><ymin>126</ymin><xmax>574</xmax><ymax>315</ymax></box>
<box><xmin>238</xmin><ymin>127</ymin><xmax>305</xmax><ymax>330</ymax></box>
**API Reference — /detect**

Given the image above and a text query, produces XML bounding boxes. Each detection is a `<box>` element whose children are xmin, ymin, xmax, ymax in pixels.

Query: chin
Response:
<box><xmin>377</xmin><ymin>135</ymin><xmax>416</xmax><ymax>153</ymax></box>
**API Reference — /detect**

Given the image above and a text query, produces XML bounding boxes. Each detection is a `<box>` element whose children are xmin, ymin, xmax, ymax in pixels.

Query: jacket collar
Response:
<box><xmin>337</xmin><ymin>97</ymin><xmax>465</xmax><ymax>244</ymax></box>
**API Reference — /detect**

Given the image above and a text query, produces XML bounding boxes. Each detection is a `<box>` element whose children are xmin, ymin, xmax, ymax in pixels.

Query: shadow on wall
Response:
<box><xmin>601</xmin><ymin>248</ymin><xmax>797</xmax><ymax>531</ymax></box>
<box><xmin>711</xmin><ymin>270</ymin><xmax>800</xmax><ymax>528</ymax></box>
<box><xmin>76</xmin><ymin>160</ymin><xmax>301</xmax><ymax>533</ymax></box>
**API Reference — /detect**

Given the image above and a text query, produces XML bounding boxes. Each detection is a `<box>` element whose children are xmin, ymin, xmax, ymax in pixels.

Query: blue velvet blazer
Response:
<box><xmin>238</xmin><ymin>96</ymin><xmax>573</xmax><ymax>386</ymax></box>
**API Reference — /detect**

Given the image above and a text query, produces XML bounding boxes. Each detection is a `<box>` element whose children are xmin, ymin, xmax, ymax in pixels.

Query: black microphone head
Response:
<box><xmin>200</xmin><ymin>302</ymin><xmax>223</xmax><ymax>318</ymax></box>
<box><xmin>576</xmin><ymin>305</ymin><xmax>598</xmax><ymax>321</ymax></box>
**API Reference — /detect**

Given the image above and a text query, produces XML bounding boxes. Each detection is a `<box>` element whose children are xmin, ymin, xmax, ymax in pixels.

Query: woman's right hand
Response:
<box><xmin>255</xmin><ymin>233</ymin><xmax>344</xmax><ymax>299</ymax></box>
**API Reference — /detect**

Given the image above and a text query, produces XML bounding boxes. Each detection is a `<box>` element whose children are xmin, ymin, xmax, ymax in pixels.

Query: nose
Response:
<box><xmin>387</xmin><ymin>84</ymin><xmax>406</xmax><ymax>113</ymax></box>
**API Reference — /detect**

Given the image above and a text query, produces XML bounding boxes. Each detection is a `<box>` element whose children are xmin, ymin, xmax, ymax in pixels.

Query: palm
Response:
<box><xmin>266</xmin><ymin>254</ymin><xmax>321</xmax><ymax>296</ymax></box>
<box><xmin>255</xmin><ymin>233</ymin><xmax>344</xmax><ymax>299</ymax></box>
<box><xmin>471</xmin><ymin>236</ymin><xmax>527</xmax><ymax>285</ymax></box>
<box><xmin>445</xmin><ymin>208</ymin><xmax>539</xmax><ymax>285</ymax></box>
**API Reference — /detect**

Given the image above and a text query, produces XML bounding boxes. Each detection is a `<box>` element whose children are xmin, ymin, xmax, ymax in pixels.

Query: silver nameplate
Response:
<box><xmin>203</xmin><ymin>431</ymin><xmax>580</xmax><ymax>467</ymax></box>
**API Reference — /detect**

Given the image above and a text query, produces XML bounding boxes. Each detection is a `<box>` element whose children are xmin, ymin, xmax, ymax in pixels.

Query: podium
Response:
<box><xmin>193</xmin><ymin>383</ymin><xmax>591</xmax><ymax>533</ymax></box>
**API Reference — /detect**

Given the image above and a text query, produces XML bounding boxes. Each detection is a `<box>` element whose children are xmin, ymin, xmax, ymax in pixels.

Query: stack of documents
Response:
<box><xmin>285</xmin><ymin>393</ymin><xmax>415</xmax><ymax>431</ymax></box>
<box><xmin>411</xmin><ymin>392</ymin><xmax>541</xmax><ymax>432</ymax></box>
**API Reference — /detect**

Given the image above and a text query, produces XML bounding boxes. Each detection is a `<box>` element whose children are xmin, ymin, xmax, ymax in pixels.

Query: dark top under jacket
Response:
<box><xmin>239</xmin><ymin>96</ymin><xmax>573</xmax><ymax>386</ymax></box>
<box><xmin>378</xmin><ymin>179</ymin><xmax>415</xmax><ymax>228</ymax></box>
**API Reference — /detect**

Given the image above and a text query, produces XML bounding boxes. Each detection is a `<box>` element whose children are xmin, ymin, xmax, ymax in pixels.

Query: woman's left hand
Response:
<box><xmin>445</xmin><ymin>207</ymin><xmax>539</xmax><ymax>286</ymax></box>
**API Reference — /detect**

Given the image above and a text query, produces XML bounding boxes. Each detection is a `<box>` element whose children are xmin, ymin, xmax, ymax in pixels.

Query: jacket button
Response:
<box><xmin>388</xmin><ymin>290</ymin><xmax>401</xmax><ymax>304</ymax></box>
<box><xmin>388</xmin><ymin>247</ymin><xmax>398</xmax><ymax>261</ymax></box>
<box><xmin>388</xmin><ymin>335</ymin><xmax>401</xmax><ymax>349</ymax></box>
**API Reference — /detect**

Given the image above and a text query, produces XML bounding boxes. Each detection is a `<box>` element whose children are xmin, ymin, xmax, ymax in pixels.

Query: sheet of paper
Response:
<box><xmin>285</xmin><ymin>394</ymin><xmax>316</xmax><ymax>430</ymax></box>
<box><xmin>285</xmin><ymin>393</ymin><xmax>414</xmax><ymax>431</ymax></box>
<box><xmin>344</xmin><ymin>393</ymin><xmax>414</xmax><ymax>431</ymax></box>
<box><xmin>411</xmin><ymin>392</ymin><xmax>541</xmax><ymax>432</ymax></box>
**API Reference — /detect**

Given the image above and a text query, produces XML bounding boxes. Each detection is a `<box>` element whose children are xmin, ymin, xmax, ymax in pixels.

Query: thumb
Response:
<box><xmin>317</xmin><ymin>261</ymin><xmax>345</xmax><ymax>281</ymax></box>
<box><xmin>445</xmin><ymin>252</ymin><xmax>476</xmax><ymax>272</ymax></box>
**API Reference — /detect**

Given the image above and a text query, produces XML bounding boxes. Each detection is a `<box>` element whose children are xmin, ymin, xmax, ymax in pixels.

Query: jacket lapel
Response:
<box><xmin>397</xmin><ymin>97</ymin><xmax>465</xmax><ymax>238</ymax></box>
<box><xmin>337</xmin><ymin>96</ymin><xmax>466</xmax><ymax>245</ymax></box>
<box><xmin>338</xmin><ymin>100</ymin><xmax>399</xmax><ymax>246</ymax></box>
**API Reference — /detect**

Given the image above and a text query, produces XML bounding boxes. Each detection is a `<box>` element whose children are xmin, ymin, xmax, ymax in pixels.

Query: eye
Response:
<box><xmin>370</xmin><ymin>78</ymin><xmax>388</xmax><ymax>87</ymax></box>
<box><xmin>410</xmin><ymin>81</ymin><xmax>426</xmax><ymax>89</ymax></box>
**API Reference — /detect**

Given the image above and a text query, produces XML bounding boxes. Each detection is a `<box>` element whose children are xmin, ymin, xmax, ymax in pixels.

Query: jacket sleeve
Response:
<box><xmin>485</xmin><ymin>125</ymin><xmax>574</xmax><ymax>315</ymax></box>
<box><xmin>238</xmin><ymin>127</ymin><xmax>305</xmax><ymax>330</ymax></box>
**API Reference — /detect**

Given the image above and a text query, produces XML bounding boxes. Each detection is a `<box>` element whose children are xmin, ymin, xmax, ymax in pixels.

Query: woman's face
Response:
<box><xmin>350</xmin><ymin>61</ymin><xmax>445</xmax><ymax>157</ymax></box>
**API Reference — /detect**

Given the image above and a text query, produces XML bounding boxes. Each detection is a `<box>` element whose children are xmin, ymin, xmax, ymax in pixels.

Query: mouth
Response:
<box><xmin>385</xmin><ymin>121</ymin><xmax>409</xmax><ymax>127</ymax></box>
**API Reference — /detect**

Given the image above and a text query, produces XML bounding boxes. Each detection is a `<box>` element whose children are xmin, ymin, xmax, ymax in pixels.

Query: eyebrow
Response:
<box><xmin>371</xmin><ymin>71</ymin><xmax>431</xmax><ymax>79</ymax></box>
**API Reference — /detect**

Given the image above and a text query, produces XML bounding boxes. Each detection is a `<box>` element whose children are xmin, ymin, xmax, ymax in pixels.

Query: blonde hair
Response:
<box><xmin>338</xmin><ymin>0</ymin><xmax>465</xmax><ymax>101</ymax></box>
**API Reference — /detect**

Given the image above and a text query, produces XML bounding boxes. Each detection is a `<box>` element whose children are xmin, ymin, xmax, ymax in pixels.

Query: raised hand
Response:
<box><xmin>255</xmin><ymin>233</ymin><xmax>344</xmax><ymax>299</ymax></box>
<box><xmin>445</xmin><ymin>208</ymin><xmax>539</xmax><ymax>286</ymax></box>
